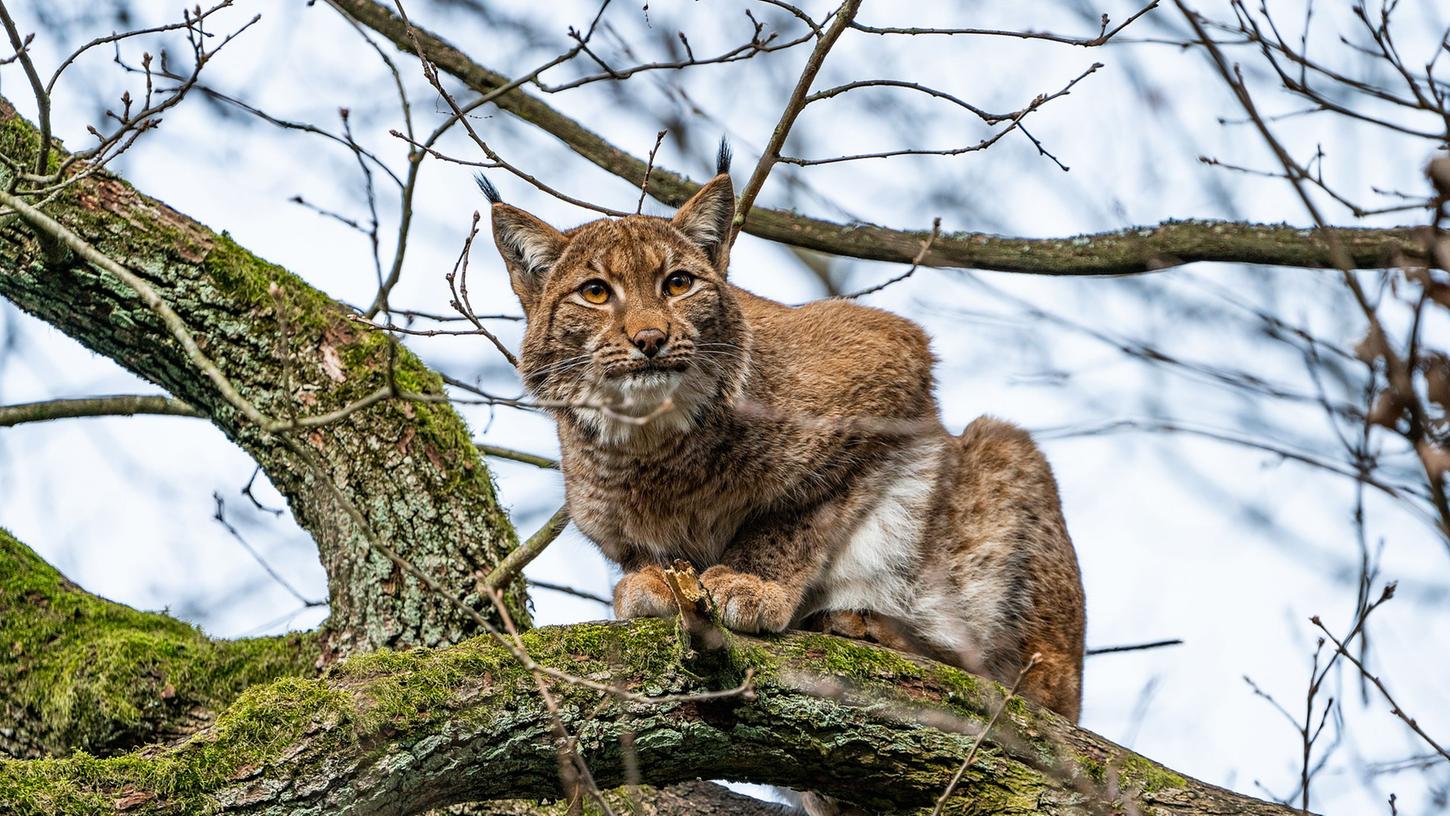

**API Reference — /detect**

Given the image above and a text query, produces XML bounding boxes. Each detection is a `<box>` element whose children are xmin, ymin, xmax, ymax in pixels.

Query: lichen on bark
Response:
<box><xmin>0</xmin><ymin>618</ymin><xmax>1296</xmax><ymax>816</ymax></box>
<box><xmin>0</xmin><ymin>97</ymin><xmax>530</xmax><ymax>659</ymax></box>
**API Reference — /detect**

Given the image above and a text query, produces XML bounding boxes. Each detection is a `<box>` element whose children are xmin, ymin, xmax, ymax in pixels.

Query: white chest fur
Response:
<box><xmin>810</xmin><ymin>438</ymin><xmax>945</xmax><ymax>621</ymax></box>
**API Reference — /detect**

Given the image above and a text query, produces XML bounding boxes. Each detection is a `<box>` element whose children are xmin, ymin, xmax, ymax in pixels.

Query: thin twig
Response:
<box><xmin>732</xmin><ymin>0</ymin><xmax>863</xmax><ymax>237</ymax></box>
<box><xmin>0</xmin><ymin>394</ymin><xmax>202</xmax><ymax>426</ymax></box>
<box><xmin>476</xmin><ymin>443</ymin><xmax>560</xmax><ymax>469</ymax></box>
<box><xmin>527</xmin><ymin>578</ymin><xmax>610</xmax><ymax>606</ymax></box>
<box><xmin>1311</xmin><ymin>610</ymin><xmax>1450</xmax><ymax>762</ymax></box>
<box><xmin>930</xmin><ymin>653</ymin><xmax>1042</xmax><ymax>815</ymax></box>
<box><xmin>636</xmin><ymin>129</ymin><xmax>667</xmax><ymax>214</ymax></box>
<box><xmin>1086</xmin><ymin>639</ymin><xmax>1184</xmax><ymax>656</ymax></box>
<box><xmin>482</xmin><ymin>505</ymin><xmax>571</xmax><ymax>593</ymax></box>
<box><xmin>842</xmin><ymin>217</ymin><xmax>940</xmax><ymax>298</ymax></box>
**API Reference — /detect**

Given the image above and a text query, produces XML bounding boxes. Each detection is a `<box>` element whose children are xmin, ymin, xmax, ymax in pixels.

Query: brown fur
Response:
<box><xmin>490</xmin><ymin>173</ymin><xmax>1085</xmax><ymax>723</ymax></box>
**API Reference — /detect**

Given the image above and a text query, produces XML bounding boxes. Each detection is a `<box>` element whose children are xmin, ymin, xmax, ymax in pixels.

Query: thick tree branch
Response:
<box><xmin>330</xmin><ymin>0</ymin><xmax>1428</xmax><ymax>275</ymax></box>
<box><xmin>0</xmin><ymin>530</ymin><xmax>818</xmax><ymax>815</ymax></box>
<box><xmin>0</xmin><ymin>529</ymin><xmax>318</xmax><ymax>760</ymax></box>
<box><xmin>0</xmin><ymin>617</ymin><xmax>1296</xmax><ymax>816</ymax></box>
<box><xmin>0</xmin><ymin>97</ymin><xmax>529</xmax><ymax>658</ymax></box>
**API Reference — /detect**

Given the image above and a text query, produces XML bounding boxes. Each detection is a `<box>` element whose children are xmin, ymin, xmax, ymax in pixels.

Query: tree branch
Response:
<box><xmin>330</xmin><ymin>0</ymin><xmax>1428</xmax><ymax>275</ymax></box>
<box><xmin>732</xmin><ymin>0</ymin><xmax>862</xmax><ymax>231</ymax></box>
<box><xmin>0</xmin><ymin>529</ymin><xmax>318</xmax><ymax>760</ymax></box>
<box><xmin>0</xmin><ymin>617</ymin><xmax>1297</xmax><ymax>816</ymax></box>
<box><xmin>0</xmin><ymin>97</ymin><xmax>530</xmax><ymax>658</ymax></box>
<box><xmin>0</xmin><ymin>530</ymin><xmax>825</xmax><ymax>816</ymax></box>
<box><xmin>0</xmin><ymin>395</ymin><xmax>203</xmax><ymax>427</ymax></box>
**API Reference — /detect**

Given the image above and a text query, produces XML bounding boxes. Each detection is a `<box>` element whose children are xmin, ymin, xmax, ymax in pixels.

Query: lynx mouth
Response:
<box><xmin>607</xmin><ymin>359</ymin><xmax>690</xmax><ymax>379</ymax></box>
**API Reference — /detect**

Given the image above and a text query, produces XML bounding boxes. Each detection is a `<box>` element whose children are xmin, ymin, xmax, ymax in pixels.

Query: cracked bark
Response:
<box><xmin>0</xmin><ymin>617</ymin><xmax>1298</xmax><ymax>816</ymax></box>
<box><xmin>329</xmin><ymin>0</ymin><xmax>1428</xmax><ymax>276</ymax></box>
<box><xmin>0</xmin><ymin>98</ymin><xmax>528</xmax><ymax>659</ymax></box>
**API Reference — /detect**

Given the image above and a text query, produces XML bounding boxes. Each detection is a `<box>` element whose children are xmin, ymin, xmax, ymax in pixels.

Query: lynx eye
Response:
<box><xmin>664</xmin><ymin>271</ymin><xmax>694</xmax><ymax>297</ymax></box>
<box><xmin>579</xmin><ymin>279</ymin><xmax>611</xmax><ymax>305</ymax></box>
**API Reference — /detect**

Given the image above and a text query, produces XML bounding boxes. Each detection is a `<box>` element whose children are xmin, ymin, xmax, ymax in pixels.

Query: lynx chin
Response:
<box><xmin>483</xmin><ymin>147</ymin><xmax>1085</xmax><ymax>732</ymax></box>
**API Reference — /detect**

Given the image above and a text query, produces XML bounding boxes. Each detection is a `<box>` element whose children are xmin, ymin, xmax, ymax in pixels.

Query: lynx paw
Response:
<box><xmin>699</xmin><ymin>566</ymin><xmax>794</xmax><ymax>633</ymax></box>
<box><xmin>613</xmin><ymin>566</ymin><xmax>678</xmax><ymax>620</ymax></box>
<box><xmin>807</xmin><ymin>610</ymin><xmax>923</xmax><ymax>654</ymax></box>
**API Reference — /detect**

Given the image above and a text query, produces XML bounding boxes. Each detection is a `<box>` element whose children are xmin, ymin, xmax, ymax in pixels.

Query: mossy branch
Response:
<box><xmin>0</xmin><ymin>529</ymin><xmax>318</xmax><ymax>760</ymax></box>
<box><xmin>0</xmin><ymin>96</ymin><xmax>529</xmax><ymax>657</ymax></box>
<box><xmin>0</xmin><ymin>530</ymin><xmax>828</xmax><ymax>816</ymax></box>
<box><xmin>329</xmin><ymin>0</ymin><xmax>1428</xmax><ymax>276</ymax></box>
<box><xmin>1</xmin><ymin>615</ymin><xmax>1297</xmax><ymax>816</ymax></box>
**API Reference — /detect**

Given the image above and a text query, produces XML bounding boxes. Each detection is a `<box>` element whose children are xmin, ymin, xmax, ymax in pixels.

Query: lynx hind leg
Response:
<box><xmin>953</xmin><ymin>416</ymin><xmax>1086</xmax><ymax>722</ymax></box>
<box><xmin>804</xmin><ymin>609</ymin><xmax>929</xmax><ymax>656</ymax></box>
<box><xmin>1017</xmin><ymin>647</ymin><xmax>1082</xmax><ymax>722</ymax></box>
<box><xmin>612</xmin><ymin>565</ymin><xmax>678</xmax><ymax>620</ymax></box>
<box><xmin>798</xmin><ymin>791</ymin><xmax>868</xmax><ymax>816</ymax></box>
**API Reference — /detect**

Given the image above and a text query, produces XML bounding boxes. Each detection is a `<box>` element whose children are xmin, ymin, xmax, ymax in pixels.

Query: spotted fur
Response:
<box><xmin>489</xmin><ymin>172</ymin><xmax>1086</xmax><ymax>722</ymax></box>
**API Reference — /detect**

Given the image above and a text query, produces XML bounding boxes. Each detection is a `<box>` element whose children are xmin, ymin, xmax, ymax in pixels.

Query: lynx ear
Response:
<box><xmin>491</xmin><ymin>204</ymin><xmax>568</xmax><ymax>308</ymax></box>
<box><xmin>671</xmin><ymin>173</ymin><xmax>735</xmax><ymax>273</ymax></box>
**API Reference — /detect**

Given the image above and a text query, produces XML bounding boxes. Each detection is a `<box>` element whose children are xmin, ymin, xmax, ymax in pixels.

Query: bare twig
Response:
<box><xmin>482</xmin><ymin>505</ymin><xmax>571</xmax><ymax>593</ymax></box>
<box><xmin>732</xmin><ymin>0</ymin><xmax>862</xmax><ymax>236</ymax></box>
<box><xmin>0</xmin><ymin>394</ymin><xmax>202</xmax><ymax>427</ymax></box>
<box><xmin>527</xmin><ymin>578</ymin><xmax>610</xmax><ymax>606</ymax></box>
<box><xmin>211</xmin><ymin>494</ymin><xmax>325</xmax><ymax>608</ymax></box>
<box><xmin>1312</xmin><ymin>609</ymin><xmax>1450</xmax><ymax>763</ymax></box>
<box><xmin>930</xmin><ymin>653</ymin><xmax>1042</xmax><ymax>815</ymax></box>
<box><xmin>1086</xmin><ymin>639</ymin><xmax>1184</xmax><ymax>657</ymax></box>
<box><xmin>850</xmin><ymin>2</ymin><xmax>1161</xmax><ymax>48</ymax></box>
<box><xmin>476</xmin><ymin>443</ymin><xmax>560</xmax><ymax>469</ymax></box>
<box><xmin>637</xmin><ymin>129</ymin><xmax>667</xmax><ymax>214</ymax></box>
<box><xmin>842</xmin><ymin>217</ymin><xmax>940</xmax><ymax>298</ymax></box>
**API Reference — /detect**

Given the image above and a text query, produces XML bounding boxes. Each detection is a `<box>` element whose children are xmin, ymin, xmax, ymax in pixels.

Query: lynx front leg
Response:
<box><xmin>701</xmin><ymin>509</ymin><xmax>837</xmax><ymax>634</ymax></box>
<box><xmin>698</xmin><ymin>565</ymin><xmax>799</xmax><ymax>633</ymax></box>
<box><xmin>613</xmin><ymin>564</ymin><xmax>678</xmax><ymax>619</ymax></box>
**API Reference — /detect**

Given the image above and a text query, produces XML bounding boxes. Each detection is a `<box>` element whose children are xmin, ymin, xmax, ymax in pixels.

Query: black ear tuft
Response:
<box><xmin>475</xmin><ymin>173</ymin><xmax>502</xmax><ymax>205</ymax></box>
<box><xmin>716</xmin><ymin>137</ymin><xmax>732</xmax><ymax>175</ymax></box>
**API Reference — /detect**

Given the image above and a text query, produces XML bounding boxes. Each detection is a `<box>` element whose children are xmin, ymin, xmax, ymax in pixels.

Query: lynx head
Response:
<box><xmin>485</xmin><ymin>151</ymin><xmax>747</xmax><ymax>445</ymax></box>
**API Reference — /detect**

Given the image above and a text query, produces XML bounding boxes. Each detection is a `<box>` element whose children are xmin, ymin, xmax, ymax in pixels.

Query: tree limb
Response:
<box><xmin>0</xmin><ymin>395</ymin><xmax>203</xmax><ymax>427</ymax></box>
<box><xmin>0</xmin><ymin>530</ymin><xmax>827</xmax><ymax>816</ymax></box>
<box><xmin>329</xmin><ymin>0</ymin><xmax>1428</xmax><ymax>275</ymax></box>
<box><xmin>0</xmin><ymin>97</ymin><xmax>529</xmax><ymax>658</ymax></box>
<box><xmin>0</xmin><ymin>528</ymin><xmax>318</xmax><ymax>760</ymax></box>
<box><xmin>0</xmin><ymin>616</ymin><xmax>1296</xmax><ymax>816</ymax></box>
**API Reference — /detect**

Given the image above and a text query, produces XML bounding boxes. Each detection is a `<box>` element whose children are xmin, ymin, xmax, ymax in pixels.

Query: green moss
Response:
<box><xmin>1077</xmin><ymin>755</ymin><xmax>1106</xmax><ymax>784</ymax></box>
<box><xmin>769</xmin><ymin>631</ymin><xmax>987</xmax><ymax>714</ymax></box>
<box><xmin>337</xmin><ymin>619</ymin><xmax>687</xmax><ymax>719</ymax></box>
<box><xmin>0</xmin><ymin>113</ymin><xmax>42</xmax><ymax>171</ymax></box>
<box><xmin>775</xmin><ymin>632</ymin><xmax>926</xmax><ymax>682</ymax></box>
<box><xmin>1117</xmin><ymin>753</ymin><xmax>1187</xmax><ymax>794</ymax></box>
<box><xmin>0</xmin><ymin>529</ymin><xmax>319</xmax><ymax>757</ymax></box>
<box><xmin>0</xmin><ymin>676</ymin><xmax>352</xmax><ymax>816</ymax></box>
<box><xmin>3</xmin><ymin>617</ymin><xmax>1169</xmax><ymax>815</ymax></box>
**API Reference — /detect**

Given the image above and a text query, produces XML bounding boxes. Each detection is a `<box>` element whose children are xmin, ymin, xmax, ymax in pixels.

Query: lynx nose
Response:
<box><xmin>631</xmin><ymin>328</ymin><xmax>668</xmax><ymax>358</ymax></box>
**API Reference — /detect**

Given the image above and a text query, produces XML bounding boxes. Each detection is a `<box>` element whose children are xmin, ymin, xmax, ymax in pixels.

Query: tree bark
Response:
<box><xmin>328</xmin><ymin>0</ymin><xmax>1429</xmax><ymax>276</ymax></box>
<box><xmin>0</xmin><ymin>529</ymin><xmax>818</xmax><ymax>815</ymax></box>
<box><xmin>0</xmin><ymin>617</ymin><xmax>1296</xmax><ymax>816</ymax></box>
<box><xmin>0</xmin><ymin>98</ymin><xmax>529</xmax><ymax>659</ymax></box>
<box><xmin>0</xmin><ymin>529</ymin><xmax>318</xmax><ymax>759</ymax></box>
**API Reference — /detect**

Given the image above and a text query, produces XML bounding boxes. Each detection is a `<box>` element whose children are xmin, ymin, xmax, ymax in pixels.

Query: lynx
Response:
<box><xmin>483</xmin><ymin>149</ymin><xmax>1085</xmax><ymax>730</ymax></box>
